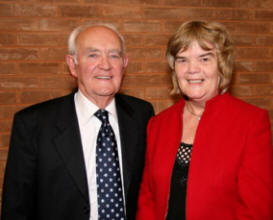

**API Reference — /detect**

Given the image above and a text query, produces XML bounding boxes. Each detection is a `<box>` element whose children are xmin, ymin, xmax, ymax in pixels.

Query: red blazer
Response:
<box><xmin>137</xmin><ymin>93</ymin><xmax>273</xmax><ymax>220</ymax></box>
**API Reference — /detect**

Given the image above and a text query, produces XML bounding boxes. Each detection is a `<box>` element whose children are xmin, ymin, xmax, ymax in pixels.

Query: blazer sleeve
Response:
<box><xmin>1</xmin><ymin>112</ymin><xmax>37</xmax><ymax>220</ymax></box>
<box><xmin>236</xmin><ymin>110</ymin><xmax>273</xmax><ymax>219</ymax></box>
<box><xmin>136</xmin><ymin>117</ymin><xmax>156</xmax><ymax>220</ymax></box>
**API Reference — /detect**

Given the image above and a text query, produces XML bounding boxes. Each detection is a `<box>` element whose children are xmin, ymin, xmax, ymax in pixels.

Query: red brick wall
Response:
<box><xmin>1</xmin><ymin>0</ymin><xmax>273</xmax><ymax>207</ymax></box>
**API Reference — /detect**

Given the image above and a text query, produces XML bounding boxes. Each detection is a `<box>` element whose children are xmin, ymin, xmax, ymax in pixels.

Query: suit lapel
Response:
<box><xmin>51</xmin><ymin>93</ymin><xmax>140</xmax><ymax>203</ymax></box>
<box><xmin>53</xmin><ymin>94</ymin><xmax>89</xmax><ymax>202</ymax></box>
<box><xmin>115</xmin><ymin>95</ymin><xmax>139</xmax><ymax>199</ymax></box>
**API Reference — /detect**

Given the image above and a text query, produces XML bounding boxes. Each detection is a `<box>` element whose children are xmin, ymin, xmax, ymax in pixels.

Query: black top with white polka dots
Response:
<box><xmin>166</xmin><ymin>142</ymin><xmax>193</xmax><ymax>220</ymax></box>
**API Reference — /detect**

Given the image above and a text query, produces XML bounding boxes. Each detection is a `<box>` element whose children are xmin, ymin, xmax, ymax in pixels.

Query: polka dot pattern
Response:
<box><xmin>176</xmin><ymin>143</ymin><xmax>192</xmax><ymax>166</ymax></box>
<box><xmin>95</xmin><ymin>109</ymin><xmax>125</xmax><ymax>220</ymax></box>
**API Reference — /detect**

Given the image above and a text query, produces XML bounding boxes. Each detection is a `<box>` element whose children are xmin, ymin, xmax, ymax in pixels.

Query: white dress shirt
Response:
<box><xmin>74</xmin><ymin>90</ymin><xmax>125</xmax><ymax>220</ymax></box>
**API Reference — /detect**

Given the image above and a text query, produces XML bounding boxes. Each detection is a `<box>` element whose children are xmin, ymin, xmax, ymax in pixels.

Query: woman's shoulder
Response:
<box><xmin>155</xmin><ymin>99</ymin><xmax>184</xmax><ymax>118</ymax></box>
<box><xmin>221</xmin><ymin>93</ymin><xmax>267</xmax><ymax>115</ymax></box>
<box><xmin>148</xmin><ymin>99</ymin><xmax>184</xmax><ymax>128</ymax></box>
<box><xmin>208</xmin><ymin>93</ymin><xmax>269</xmax><ymax>127</ymax></box>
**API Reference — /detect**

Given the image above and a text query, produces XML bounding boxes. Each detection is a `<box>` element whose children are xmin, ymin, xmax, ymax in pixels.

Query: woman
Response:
<box><xmin>136</xmin><ymin>21</ymin><xmax>273</xmax><ymax>220</ymax></box>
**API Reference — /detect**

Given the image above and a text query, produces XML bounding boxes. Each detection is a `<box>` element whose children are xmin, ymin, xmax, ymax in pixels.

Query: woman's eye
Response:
<box><xmin>202</xmin><ymin>57</ymin><xmax>209</xmax><ymax>62</ymax></box>
<box><xmin>175</xmin><ymin>58</ymin><xmax>186</xmax><ymax>63</ymax></box>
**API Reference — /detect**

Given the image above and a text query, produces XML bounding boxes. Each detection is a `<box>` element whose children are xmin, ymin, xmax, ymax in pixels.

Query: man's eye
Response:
<box><xmin>89</xmin><ymin>53</ymin><xmax>98</xmax><ymax>58</ymax></box>
<box><xmin>110</xmin><ymin>54</ymin><xmax>121</xmax><ymax>59</ymax></box>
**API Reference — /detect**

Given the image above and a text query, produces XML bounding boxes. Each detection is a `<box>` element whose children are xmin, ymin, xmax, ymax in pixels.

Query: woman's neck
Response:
<box><xmin>185</xmin><ymin>101</ymin><xmax>205</xmax><ymax>120</ymax></box>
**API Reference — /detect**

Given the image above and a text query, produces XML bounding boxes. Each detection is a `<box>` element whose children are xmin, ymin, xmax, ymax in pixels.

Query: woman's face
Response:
<box><xmin>174</xmin><ymin>41</ymin><xmax>220</xmax><ymax>103</ymax></box>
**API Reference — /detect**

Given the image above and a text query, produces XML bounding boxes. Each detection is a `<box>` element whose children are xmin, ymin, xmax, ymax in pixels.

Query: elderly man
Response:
<box><xmin>1</xmin><ymin>23</ymin><xmax>154</xmax><ymax>220</ymax></box>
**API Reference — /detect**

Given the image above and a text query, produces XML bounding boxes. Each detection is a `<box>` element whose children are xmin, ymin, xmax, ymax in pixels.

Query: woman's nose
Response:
<box><xmin>188</xmin><ymin>60</ymin><xmax>200</xmax><ymax>73</ymax></box>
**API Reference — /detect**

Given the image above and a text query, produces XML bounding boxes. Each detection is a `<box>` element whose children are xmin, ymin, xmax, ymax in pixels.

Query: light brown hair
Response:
<box><xmin>166</xmin><ymin>20</ymin><xmax>234</xmax><ymax>95</ymax></box>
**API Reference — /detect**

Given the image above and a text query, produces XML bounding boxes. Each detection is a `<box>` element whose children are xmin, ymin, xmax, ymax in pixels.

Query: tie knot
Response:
<box><xmin>94</xmin><ymin>109</ymin><xmax>109</xmax><ymax>124</ymax></box>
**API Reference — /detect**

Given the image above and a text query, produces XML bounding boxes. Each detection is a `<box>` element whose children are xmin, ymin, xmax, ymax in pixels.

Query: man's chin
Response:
<box><xmin>96</xmin><ymin>90</ymin><xmax>117</xmax><ymax>98</ymax></box>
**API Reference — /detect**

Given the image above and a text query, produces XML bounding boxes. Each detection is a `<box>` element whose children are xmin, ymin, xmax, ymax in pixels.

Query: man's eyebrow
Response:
<box><xmin>84</xmin><ymin>48</ymin><xmax>122</xmax><ymax>54</ymax></box>
<box><xmin>84</xmin><ymin>48</ymin><xmax>100</xmax><ymax>52</ymax></box>
<box><xmin>108</xmin><ymin>49</ymin><xmax>122</xmax><ymax>54</ymax></box>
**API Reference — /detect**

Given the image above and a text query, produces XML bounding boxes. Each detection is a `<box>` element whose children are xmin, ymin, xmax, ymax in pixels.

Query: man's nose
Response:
<box><xmin>98</xmin><ymin>55</ymin><xmax>111</xmax><ymax>70</ymax></box>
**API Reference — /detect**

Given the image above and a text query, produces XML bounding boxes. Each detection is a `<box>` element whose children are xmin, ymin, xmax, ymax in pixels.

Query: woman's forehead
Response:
<box><xmin>177</xmin><ymin>40</ymin><xmax>215</xmax><ymax>55</ymax></box>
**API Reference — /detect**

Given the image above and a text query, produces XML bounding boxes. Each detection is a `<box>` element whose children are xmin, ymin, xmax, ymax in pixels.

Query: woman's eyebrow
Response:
<box><xmin>199</xmin><ymin>52</ymin><xmax>215</xmax><ymax>58</ymax></box>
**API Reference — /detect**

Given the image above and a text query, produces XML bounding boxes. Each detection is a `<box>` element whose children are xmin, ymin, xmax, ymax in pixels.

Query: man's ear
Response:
<box><xmin>66</xmin><ymin>55</ymin><xmax>77</xmax><ymax>78</ymax></box>
<box><xmin>123</xmin><ymin>56</ymin><xmax>128</xmax><ymax>68</ymax></box>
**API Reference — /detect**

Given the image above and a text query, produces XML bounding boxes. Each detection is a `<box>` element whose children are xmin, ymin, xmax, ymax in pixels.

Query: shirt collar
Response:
<box><xmin>75</xmin><ymin>90</ymin><xmax>118</xmax><ymax>125</ymax></box>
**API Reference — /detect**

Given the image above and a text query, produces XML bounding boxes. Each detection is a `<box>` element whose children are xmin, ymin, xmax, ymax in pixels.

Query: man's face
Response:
<box><xmin>67</xmin><ymin>26</ymin><xmax>128</xmax><ymax>106</ymax></box>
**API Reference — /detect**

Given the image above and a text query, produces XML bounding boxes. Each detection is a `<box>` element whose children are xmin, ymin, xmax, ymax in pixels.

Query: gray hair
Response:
<box><xmin>68</xmin><ymin>23</ymin><xmax>126</xmax><ymax>63</ymax></box>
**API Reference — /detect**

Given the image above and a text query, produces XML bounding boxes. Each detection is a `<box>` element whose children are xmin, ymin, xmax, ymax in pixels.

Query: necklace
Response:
<box><xmin>185</xmin><ymin>104</ymin><xmax>203</xmax><ymax>120</ymax></box>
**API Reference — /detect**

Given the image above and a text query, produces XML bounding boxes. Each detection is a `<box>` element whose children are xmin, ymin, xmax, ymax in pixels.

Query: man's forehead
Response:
<box><xmin>78</xmin><ymin>26</ymin><xmax>119</xmax><ymax>41</ymax></box>
<box><xmin>76</xmin><ymin>26</ymin><xmax>122</xmax><ymax>50</ymax></box>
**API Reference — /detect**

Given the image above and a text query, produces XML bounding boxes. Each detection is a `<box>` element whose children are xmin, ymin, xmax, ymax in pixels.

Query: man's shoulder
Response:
<box><xmin>116</xmin><ymin>93</ymin><xmax>153</xmax><ymax>108</ymax></box>
<box><xmin>16</xmin><ymin>93</ymin><xmax>74</xmax><ymax>117</ymax></box>
<box><xmin>115</xmin><ymin>93</ymin><xmax>154</xmax><ymax>117</ymax></box>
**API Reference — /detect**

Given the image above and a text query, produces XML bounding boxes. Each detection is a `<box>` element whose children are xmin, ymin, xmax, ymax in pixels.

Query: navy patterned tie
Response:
<box><xmin>95</xmin><ymin>109</ymin><xmax>126</xmax><ymax>220</ymax></box>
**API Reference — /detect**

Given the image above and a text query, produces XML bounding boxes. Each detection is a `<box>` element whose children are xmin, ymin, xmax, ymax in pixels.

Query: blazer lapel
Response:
<box><xmin>53</xmin><ymin>94</ymin><xmax>89</xmax><ymax>202</ymax></box>
<box><xmin>115</xmin><ymin>95</ymin><xmax>138</xmax><ymax>199</ymax></box>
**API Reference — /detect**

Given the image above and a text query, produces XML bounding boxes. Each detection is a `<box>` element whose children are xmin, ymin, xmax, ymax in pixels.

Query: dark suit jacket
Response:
<box><xmin>1</xmin><ymin>92</ymin><xmax>154</xmax><ymax>220</ymax></box>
